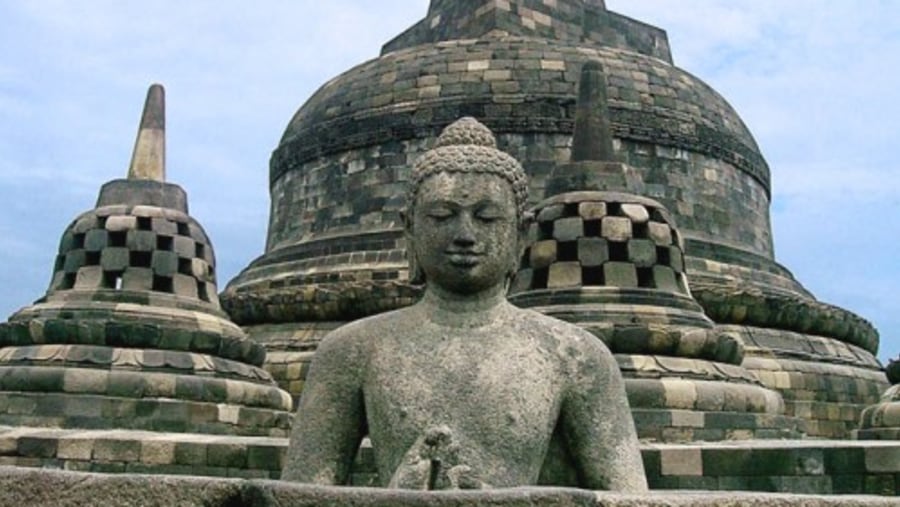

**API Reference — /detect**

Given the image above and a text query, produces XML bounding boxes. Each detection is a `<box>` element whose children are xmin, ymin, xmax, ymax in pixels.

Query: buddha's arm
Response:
<box><xmin>281</xmin><ymin>332</ymin><xmax>367</xmax><ymax>484</ymax></box>
<box><xmin>561</xmin><ymin>336</ymin><xmax>648</xmax><ymax>492</ymax></box>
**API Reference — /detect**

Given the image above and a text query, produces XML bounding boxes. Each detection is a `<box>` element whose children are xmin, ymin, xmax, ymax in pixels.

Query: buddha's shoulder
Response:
<box><xmin>319</xmin><ymin>306</ymin><xmax>419</xmax><ymax>347</ymax></box>
<box><xmin>509</xmin><ymin>306</ymin><xmax>614</xmax><ymax>359</ymax></box>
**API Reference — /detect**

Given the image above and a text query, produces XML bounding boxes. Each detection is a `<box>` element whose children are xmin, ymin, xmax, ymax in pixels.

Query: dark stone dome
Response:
<box><xmin>223</xmin><ymin>0</ymin><xmax>885</xmax><ymax>437</ymax></box>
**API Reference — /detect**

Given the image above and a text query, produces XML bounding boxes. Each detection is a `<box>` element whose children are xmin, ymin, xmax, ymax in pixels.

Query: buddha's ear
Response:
<box><xmin>401</xmin><ymin>209</ymin><xmax>426</xmax><ymax>285</ymax></box>
<box><xmin>518</xmin><ymin>210</ymin><xmax>535</xmax><ymax>253</ymax></box>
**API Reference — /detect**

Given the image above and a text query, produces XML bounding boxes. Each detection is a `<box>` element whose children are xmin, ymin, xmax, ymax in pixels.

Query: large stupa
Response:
<box><xmin>223</xmin><ymin>0</ymin><xmax>886</xmax><ymax>440</ymax></box>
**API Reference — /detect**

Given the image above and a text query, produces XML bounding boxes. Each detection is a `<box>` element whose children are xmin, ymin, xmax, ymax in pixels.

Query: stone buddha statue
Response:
<box><xmin>281</xmin><ymin>117</ymin><xmax>647</xmax><ymax>492</ymax></box>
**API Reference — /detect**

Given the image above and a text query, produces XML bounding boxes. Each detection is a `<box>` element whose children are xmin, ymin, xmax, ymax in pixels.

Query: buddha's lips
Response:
<box><xmin>445</xmin><ymin>251</ymin><xmax>483</xmax><ymax>266</ymax></box>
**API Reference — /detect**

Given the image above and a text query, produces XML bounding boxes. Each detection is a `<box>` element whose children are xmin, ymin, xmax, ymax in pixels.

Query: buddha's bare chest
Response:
<box><xmin>363</xmin><ymin>330</ymin><xmax>563</xmax><ymax>443</ymax></box>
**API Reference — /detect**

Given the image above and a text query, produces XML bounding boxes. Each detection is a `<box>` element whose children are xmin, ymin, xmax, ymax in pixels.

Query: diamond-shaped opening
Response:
<box><xmin>156</xmin><ymin>236</ymin><xmax>173</xmax><ymax>251</ymax></box>
<box><xmin>103</xmin><ymin>270</ymin><xmax>124</xmax><ymax>290</ymax></box>
<box><xmin>633</xmin><ymin>222</ymin><xmax>649</xmax><ymax>239</ymax></box>
<box><xmin>178</xmin><ymin>258</ymin><xmax>192</xmax><ymax>276</ymax></box>
<box><xmin>152</xmin><ymin>275</ymin><xmax>174</xmax><ymax>293</ymax></box>
<box><xmin>582</xmin><ymin>266</ymin><xmax>604</xmax><ymax>286</ymax></box>
<box><xmin>637</xmin><ymin>267</ymin><xmax>654</xmax><ymax>288</ymax></box>
<box><xmin>657</xmin><ymin>246</ymin><xmax>671</xmax><ymax>265</ymax></box>
<box><xmin>557</xmin><ymin>241</ymin><xmax>578</xmax><ymax>262</ymax></box>
<box><xmin>109</xmin><ymin>231</ymin><xmax>126</xmax><ymax>247</ymax></box>
<box><xmin>85</xmin><ymin>251</ymin><xmax>100</xmax><ymax>266</ymax></box>
<box><xmin>609</xmin><ymin>241</ymin><xmax>628</xmax><ymax>262</ymax></box>
<box><xmin>129</xmin><ymin>251</ymin><xmax>152</xmax><ymax>268</ymax></box>
<box><xmin>532</xmin><ymin>267</ymin><xmax>549</xmax><ymax>289</ymax></box>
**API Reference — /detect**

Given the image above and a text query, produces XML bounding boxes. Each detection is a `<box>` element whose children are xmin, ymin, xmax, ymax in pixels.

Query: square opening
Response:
<box><xmin>637</xmin><ymin>267</ymin><xmax>654</xmax><ymax>288</ymax></box>
<box><xmin>584</xmin><ymin>219</ymin><xmax>601</xmax><ymax>237</ymax></box>
<box><xmin>157</xmin><ymin>235</ymin><xmax>173</xmax><ymax>251</ymax></box>
<box><xmin>582</xmin><ymin>266</ymin><xmax>604</xmax><ymax>286</ymax></box>
<box><xmin>152</xmin><ymin>275</ymin><xmax>174</xmax><ymax>293</ymax></box>
<box><xmin>532</xmin><ymin>267</ymin><xmax>549</xmax><ymax>289</ymax></box>
<box><xmin>195</xmin><ymin>243</ymin><xmax>206</xmax><ymax>259</ymax></box>
<box><xmin>557</xmin><ymin>241</ymin><xmax>578</xmax><ymax>262</ymax></box>
<box><xmin>109</xmin><ymin>231</ymin><xmax>126</xmax><ymax>247</ymax></box>
<box><xmin>129</xmin><ymin>251</ymin><xmax>152</xmax><ymax>268</ymax></box>
<box><xmin>657</xmin><ymin>246</ymin><xmax>671</xmax><ymax>265</ymax></box>
<box><xmin>85</xmin><ymin>251</ymin><xmax>101</xmax><ymax>265</ymax></box>
<box><xmin>73</xmin><ymin>233</ymin><xmax>86</xmax><ymax>249</ymax></box>
<box><xmin>137</xmin><ymin>217</ymin><xmax>152</xmax><ymax>230</ymax></box>
<box><xmin>102</xmin><ymin>270</ymin><xmax>124</xmax><ymax>290</ymax></box>
<box><xmin>177</xmin><ymin>222</ymin><xmax>190</xmax><ymax>236</ymax></box>
<box><xmin>178</xmin><ymin>258</ymin><xmax>193</xmax><ymax>276</ymax></box>
<box><xmin>609</xmin><ymin>241</ymin><xmax>628</xmax><ymax>262</ymax></box>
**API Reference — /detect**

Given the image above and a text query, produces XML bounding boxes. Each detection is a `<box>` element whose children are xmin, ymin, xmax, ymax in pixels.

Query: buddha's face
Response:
<box><xmin>408</xmin><ymin>171</ymin><xmax>520</xmax><ymax>296</ymax></box>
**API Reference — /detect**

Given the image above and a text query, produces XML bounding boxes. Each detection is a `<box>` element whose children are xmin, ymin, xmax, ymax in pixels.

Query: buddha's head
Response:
<box><xmin>404</xmin><ymin>117</ymin><xmax>529</xmax><ymax>295</ymax></box>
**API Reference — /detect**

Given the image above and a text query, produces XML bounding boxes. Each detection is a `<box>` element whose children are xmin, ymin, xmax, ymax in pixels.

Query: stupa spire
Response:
<box><xmin>571</xmin><ymin>61</ymin><xmax>616</xmax><ymax>163</ymax></box>
<box><xmin>127</xmin><ymin>83</ymin><xmax>165</xmax><ymax>181</ymax></box>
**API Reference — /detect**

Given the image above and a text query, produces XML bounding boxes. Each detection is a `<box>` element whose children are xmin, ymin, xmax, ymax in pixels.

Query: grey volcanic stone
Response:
<box><xmin>0</xmin><ymin>467</ymin><xmax>897</xmax><ymax>507</ymax></box>
<box><xmin>281</xmin><ymin>118</ymin><xmax>646</xmax><ymax>491</ymax></box>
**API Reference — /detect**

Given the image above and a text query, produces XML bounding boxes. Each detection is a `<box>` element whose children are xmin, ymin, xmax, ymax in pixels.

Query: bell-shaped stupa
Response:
<box><xmin>509</xmin><ymin>63</ymin><xmax>798</xmax><ymax>441</ymax></box>
<box><xmin>0</xmin><ymin>85</ymin><xmax>292</xmax><ymax>440</ymax></box>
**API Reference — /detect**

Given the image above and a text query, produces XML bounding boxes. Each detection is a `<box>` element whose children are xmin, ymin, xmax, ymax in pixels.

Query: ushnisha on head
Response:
<box><xmin>406</xmin><ymin>117</ymin><xmax>530</xmax><ymax>229</ymax></box>
<box><xmin>404</xmin><ymin>118</ymin><xmax>531</xmax><ymax>289</ymax></box>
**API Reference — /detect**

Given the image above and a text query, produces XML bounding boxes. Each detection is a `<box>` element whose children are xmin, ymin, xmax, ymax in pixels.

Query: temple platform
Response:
<box><xmin>2</xmin><ymin>426</ymin><xmax>898</xmax><ymax>496</ymax></box>
<box><xmin>0</xmin><ymin>465</ymin><xmax>896</xmax><ymax>507</ymax></box>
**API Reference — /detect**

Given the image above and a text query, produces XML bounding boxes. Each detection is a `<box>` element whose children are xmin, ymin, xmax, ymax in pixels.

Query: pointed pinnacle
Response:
<box><xmin>571</xmin><ymin>61</ymin><xmax>616</xmax><ymax>163</ymax></box>
<box><xmin>127</xmin><ymin>84</ymin><xmax>166</xmax><ymax>181</ymax></box>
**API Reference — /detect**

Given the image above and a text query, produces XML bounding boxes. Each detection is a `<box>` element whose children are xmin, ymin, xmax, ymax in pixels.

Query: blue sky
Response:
<box><xmin>1</xmin><ymin>1</ymin><xmax>897</xmax><ymax>363</ymax></box>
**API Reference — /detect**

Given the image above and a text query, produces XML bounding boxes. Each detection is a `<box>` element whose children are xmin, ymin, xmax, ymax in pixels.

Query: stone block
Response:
<box><xmin>17</xmin><ymin>437</ymin><xmax>57</xmax><ymax>458</ymax></box>
<box><xmin>547</xmin><ymin>262</ymin><xmax>581</xmax><ymax>288</ymax></box>
<box><xmin>603</xmin><ymin>262</ymin><xmax>638</xmax><ymax>287</ymax></box>
<box><xmin>173</xmin><ymin>236</ymin><xmax>196</xmax><ymax>258</ymax></box>
<box><xmin>578</xmin><ymin>201</ymin><xmax>606</xmax><ymax>220</ymax></box>
<box><xmin>191</xmin><ymin>258</ymin><xmax>211</xmax><ymax>280</ymax></box>
<box><xmin>207</xmin><ymin>443</ymin><xmax>247</xmax><ymax>468</ymax></box>
<box><xmin>105</xmin><ymin>215</ymin><xmax>137</xmax><ymax>232</ymax></box>
<box><xmin>151</xmin><ymin>217</ymin><xmax>178</xmax><ymax>236</ymax></box>
<box><xmin>63</xmin><ymin>250</ymin><xmax>86</xmax><ymax>273</ymax></box>
<box><xmin>865</xmin><ymin>447</ymin><xmax>900</xmax><ymax>473</ymax></box>
<box><xmin>552</xmin><ymin>217</ymin><xmax>583</xmax><ymax>242</ymax></box>
<box><xmin>653</xmin><ymin>266</ymin><xmax>679</xmax><ymax>293</ymax></box>
<box><xmin>63</xmin><ymin>369</ymin><xmax>108</xmax><ymax>394</ymax></box>
<box><xmin>669</xmin><ymin>246</ymin><xmax>685</xmax><ymax>272</ymax></box>
<box><xmin>122</xmin><ymin>267</ymin><xmax>154</xmax><ymax>291</ymax></box>
<box><xmin>648</xmin><ymin>222</ymin><xmax>673</xmax><ymax>246</ymax></box>
<box><xmin>172</xmin><ymin>274</ymin><xmax>199</xmax><ymax>299</ymax></box>
<box><xmin>660</xmin><ymin>448</ymin><xmax>702</xmax><ymax>476</ymax></box>
<box><xmin>627</xmin><ymin>239</ymin><xmax>657</xmax><ymax>267</ymax></box>
<box><xmin>601</xmin><ymin>216</ymin><xmax>632</xmax><ymax>241</ymax></box>
<box><xmin>100</xmin><ymin>247</ymin><xmax>130</xmax><ymax>271</ymax></box>
<box><xmin>93</xmin><ymin>439</ymin><xmax>140</xmax><ymax>462</ymax></box>
<box><xmin>152</xmin><ymin>251</ymin><xmax>178</xmax><ymax>276</ymax></box>
<box><xmin>529</xmin><ymin>240</ymin><xmax>557</xmax><ymax>268</ymax></box>
<box><xmin>174</xmin><ymin>442</ymin><xmax>207</xmax><ymax>466</ymax></box>
<box><xmin>126</xmin><ymin>230</ymin><xmax>156</xmax><ymax>251</ymax></box>
<box><xmin>247</xmin><ymin>445</ymin><xmax>284</xmax><ymax>471</ymax></box>
<box><xmin>577</xmin><ymin>237</ymin><xmax>608</xmax><ymax>267</ymax></box>
<box><xmin>84</xmin><ymin>230</ymin><xmax>108</xmax><ymax>252</ymax></box>
<box><xmin>536</xmin><ymin>203</ymin><xmax>565</xmax><ymax>222</ymax></box>
<box><xmin>621</xmin><ymin>203</ymin><xmax>650</xmax><ymax>223</ymax></box>
<box><xmin>57</xmin><ymin>438</ymin><xmax>94</xmax><ymax>461</ymax></box>
<box><xmin>74</xmin><ymin>266</ymin><xmax>103</xmax><ymax>289</ymax></box>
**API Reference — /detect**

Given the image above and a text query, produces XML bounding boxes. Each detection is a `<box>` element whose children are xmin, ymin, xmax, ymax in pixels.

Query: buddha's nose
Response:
<box><xmin>453</xmin><ymin>215</ymin><xmax>477</xmax><ymax>246</ymax></box>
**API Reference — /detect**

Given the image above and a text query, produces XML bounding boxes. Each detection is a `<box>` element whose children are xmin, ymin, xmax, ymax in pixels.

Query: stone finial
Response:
<box><xmin>127</xmin><ymin>84</ymin><xmax>166</xmax><ymax>181</ymax></box>
<box><xmin>571</xmin><ymin>61</ymin><xmax>616</xmax><ymax>163</ymax></box>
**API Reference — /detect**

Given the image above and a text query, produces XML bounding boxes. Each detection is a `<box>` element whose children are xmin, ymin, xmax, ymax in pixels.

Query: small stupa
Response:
<box><xmin>0</xmin><ymin>86</ymin><xmax>292</xmax><ymax>459</ymax></box>
<box><xmin>509</xmin><ymin>63</ymin><xmax>799</xmax><ymax>441</ymax></box>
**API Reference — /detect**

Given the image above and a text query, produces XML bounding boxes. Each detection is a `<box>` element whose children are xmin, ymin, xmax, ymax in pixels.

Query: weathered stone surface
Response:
<box><xmin>282</xmin><ymin>118</ymin><xmax>645</xmax><ymax>491</ymax></box>
<box><xmin>0</xmin><ymin>467</ymin><xmax>898</xmax><ymax>507</ymax></box>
